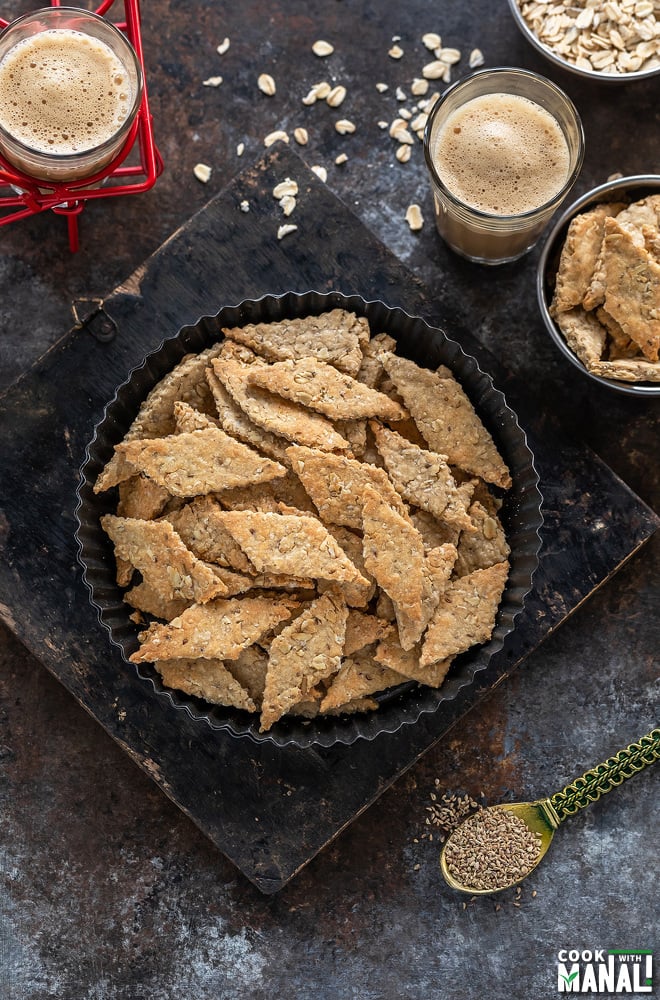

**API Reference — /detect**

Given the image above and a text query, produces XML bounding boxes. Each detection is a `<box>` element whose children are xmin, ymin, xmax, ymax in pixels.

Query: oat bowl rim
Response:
<box><xmin>537</xmin><ymin>174</ymin><xmax>660</xmax><ymax>398</ymax></box>
<box><xmin>506</xmin><ymin>0</ymin><xmax>660</xmax><ymax>83</ymax></box>
<box><xmin>75</xmin><ymin>290</ymin><xmax>543</xmax><ymax>749</ymax></box>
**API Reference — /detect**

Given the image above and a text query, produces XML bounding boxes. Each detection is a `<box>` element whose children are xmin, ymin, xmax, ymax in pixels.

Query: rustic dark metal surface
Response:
<box><xmin>1</xmin><ymin>0</ymin><xmax>658</xmax><ymax>996</ymax></box>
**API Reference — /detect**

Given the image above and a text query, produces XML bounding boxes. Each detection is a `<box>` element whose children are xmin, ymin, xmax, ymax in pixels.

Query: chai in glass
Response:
<box><xmin>423</xmin><ymin>68</ymin><xmax>584</xmax><ymax>265</ymax></box>
<box><xmin>0</xmin><ymin>7</ymin><xmax>143</xmax><ymax>183</ymax></box>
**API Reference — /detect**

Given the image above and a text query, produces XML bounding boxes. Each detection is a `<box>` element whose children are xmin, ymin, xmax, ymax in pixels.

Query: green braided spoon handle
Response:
<box><xmin>548</xmin><ymin>728</ymin><xmax>660</xmax><ymax>824</ymax></box>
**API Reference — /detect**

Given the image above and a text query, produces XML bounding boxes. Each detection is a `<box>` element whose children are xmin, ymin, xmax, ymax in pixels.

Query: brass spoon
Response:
<box><xmin>440</xmin><ymin>728</ymin><xmax>660</xmax><ymax>894</ymax></box>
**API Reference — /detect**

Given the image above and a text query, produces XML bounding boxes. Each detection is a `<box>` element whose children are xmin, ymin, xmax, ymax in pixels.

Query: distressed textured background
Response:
<box><xmin>0</xmin><ymin>0</ymin><xmax>658</xmax><ymax>997</ymax></box>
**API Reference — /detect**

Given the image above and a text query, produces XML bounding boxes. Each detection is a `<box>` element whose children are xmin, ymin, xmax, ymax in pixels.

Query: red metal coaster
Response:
<box><xmin>0</xmin><ymin>0</ymin><xmax>163</xmax><ymax>250</ymax></box>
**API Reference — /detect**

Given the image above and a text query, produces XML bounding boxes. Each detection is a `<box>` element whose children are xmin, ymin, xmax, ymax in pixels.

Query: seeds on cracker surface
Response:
<box><xmin>216</xmin><ymin>37</ymin><xmax>230</xmax><ymax>55</ymax></box>
<box><xmin>264</xmin><ymin>130</ymin><xmax>289</xmax><ymax>146</ymax></box>
<box><xmin>335</xmin><ymin>119</ymin><xmax>356</xmax><ymax>135</ymax></box>
<box><xmin>388</xmin><ymin>44</ymin><xmax>404</xmax><ymax>58</ymax></box>
<box><xmin>311</xmin><ymin>164</ymin><xmax>328</xmax><ymax>182</ymax></box>
<box><xmin>444</xmin><ymin>809</ymin><xmax>542</xmax><ymax>891</ymax></box>
<box><xmin>293</xmin><ymin>127</ymin><xmax>309</xmax><ymax>145</ymax></box>
<box><xmin>258</xmin><ymin>72</ymin><xmax>276</xmax><ymax>96</ymax></box>
<box><xmin>469</xmin><ymin>48</ymin><xmax>485</xmax><ymax>68</ymax></box>
<box><xmin>396</xmin><ymin>144</ymin><xmax>411</xmax><ymax>163</ymax></box>
<box><xmin>312</xmin><ymin>39</ymin><xmax>334</xmax><ymax>56</ymax></box>
<box><xmin>202</xmin><ymin>75</ymin><xmax>223</xmax><ymax>87</ymax></box>
<box><xmin>193</xmin><ymin>162</ymin><xmax>211</xmax><ymax>183</ymax></box>
<box><xmin>327</xmin><ymin>85</ymin><xmax>347</xmax><ymax>107</ymax></box>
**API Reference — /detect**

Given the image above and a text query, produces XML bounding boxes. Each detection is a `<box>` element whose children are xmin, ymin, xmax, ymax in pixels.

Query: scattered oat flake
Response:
<box><xmin>469</xmin><ymin>48</ymin><xmax>484</xmax><ymax>68</ymax></box>
<box><xmin>277</xmin><ymin>223</ymin><xmax>298</xmax><ymax>240</ymax></box>
<box><xmin>293</xmin><ymin>127</ymin><xmax>309</xmax><ymax>145</ymax></box>
<box><xmin>273</xmin><ymin>178</ymin><xmax>298</xmax><ymax>199</ymax></box>
<box><xmin>335</xmin><ymin>119</ymin><xmax>356</xmax><ymax>135</ymax></box>
<box><xmin>239</xmin><ymin>199</ymin><xmax>249</xmax><ymax>212</ymax></box>
<box><xmin>312</xmin><ymin>40</ymin><xmax>334</xmax><ymax>56</ymax></box>
<box><xmin>411</xmin><ymin>77</ymin><xmax>429</xmax><ymax>95</ymax></box>
<box><xmin>236</xmin><ymin>142</ymin><xmax>245</xmax><ymax>156</ymax></box>
<box><xmin>423</xmin><ymin>60</ymin><xmax>447</xmax><ymax>79</ymax></box>
<box><xmin>264</xmin><ymin>130</ymin><xmax>289</xmax><ymax>147</ymax></box>
<box><xmin>193</xmin><ymin>162</ymin><xmax>211</xmax><ymax>183</ymax></box>
<box><xmin>258</xmin><ymin>73</ymin><xmax>276</xmax><ymax>96</ymax></box>
<box><xmin>376</xmin><ymin>82</ymin><xmax>388</xmax><ymax>92</ymax></box>
<box><xmin>396</xmin><ymin>144</ymin><xmax>411</xmax><ymax>162</ymax></box>
<box><xmin>405</xmin><ymin>204</ymin><xmax>424</xmax><ymax>231</ymax></box>
<box><xmin>396</xmin><ymin>86</ymin><xmax>407</xmax><ymax>101</ymax></box>
<box><xmin>388</xmin><ymin>44</ymin><xmax>404</xmax><ymax>58</ymax></box>
<box><xmin>216</xmin><ymin>37</ymin><xmax>230</xmax><ymax>55</ymax></box>
<box><xmin>311</xmin><ymin>164</ymin><xmax>328</xmax><ymax>182</ymax></box>
<box><xmin>279</xmin><ymin>194</ymin><xmax>296</xmax><ymax>216</ymax></box>
<box><xmin>377</xmin><ymin>120</ymin><xmax>389</xmax><ymax>129</ymax></box>
<box><xmin>202</xmin><ymin>75</ymin><xmax>223</xmax><ymax>87</ymax></box>
<box><xmin>335</xmin><ymin>153</ymin><xmax>348</xmax><ymax>165</ymax></box>
<box><xmin>422</xmin><ymin>32</ymin><xmax>442</xmax><ymax>50</ymax></box>
<box><xmin>327</xmin><ymin>85</ymin><xmax>347</xmax><ymax>107</ymax></box>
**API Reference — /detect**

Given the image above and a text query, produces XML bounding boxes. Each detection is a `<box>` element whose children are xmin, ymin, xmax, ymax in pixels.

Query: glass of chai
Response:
<box><xmin>423</xmin><ymin>68</ymin><xmax>584</xmax><ymax>265</ymax></box>
<box><xmin>0</xmin><ymin>6</ymin><xmax>143</xmax><ymax>184</ymax></box>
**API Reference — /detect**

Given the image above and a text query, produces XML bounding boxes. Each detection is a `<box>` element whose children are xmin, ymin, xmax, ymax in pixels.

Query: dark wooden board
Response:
<box><xmin>0</xmin><ymin>147</ymin><xmax>657</xmax><ymax>893</ymax></box>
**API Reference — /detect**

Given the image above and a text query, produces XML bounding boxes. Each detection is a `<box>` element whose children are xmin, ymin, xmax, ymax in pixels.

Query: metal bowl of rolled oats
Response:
<box><xmin>538</xmin><ymin>174</ymin><xmax>660</xmax><ymax>396</ymax></box>
<box><xmin>507</xmin><ymin>0</ymin><xmax>660</xmax><ymax>82</ymax></box>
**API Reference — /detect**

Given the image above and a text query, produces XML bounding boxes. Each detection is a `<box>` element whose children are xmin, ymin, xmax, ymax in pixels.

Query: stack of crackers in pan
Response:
<box><xmin>549</xmin><ymin>194</ymin><xmax>660</xmax><ymax>383</ymax></box>
<box><xmin>95</xmin><ymin>309</ymin><xmax>512</xmax><ymax>733</ymax></box>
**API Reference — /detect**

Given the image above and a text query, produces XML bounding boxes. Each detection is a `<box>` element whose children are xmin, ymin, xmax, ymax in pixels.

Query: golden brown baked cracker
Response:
<box><xmin>595</xmin><ymin>308</ymin><xmax>638</xmax><ymax>360</ymax></box>
<box><xmin>115</xmin><ymin>426</ymin><xmax>287</xmax><ymax>497</ymax></box>
<box><xmin>337</xmin><ymin>418</ymin><xmax>367</xmax><ymax>459</ymax></box>
<box><xmin>222</xmin><ymin>308</ymin><xmax>366</xmax><ymax>376</ymax></box>
<box><xmin>361</xmin><ymin>485</ymin><xmax>425</xmax><ymax>649</ymax></box>
<box><xmin>173</xmin><ymin>400</ymin><xmax>220</xmax><ymax>434</ymax></box>
<box><xmin>357</xmin><ymin>332</ymin><xmax>397</xmax><ymax>388</ymax></box>
<box><xmin>206</xmin><ymin>368</ymin><xmax>292</xmax><ymax>464</ymax></box>
<box><xmin>155</xmin><ymin>657</ymin><xmax>257</xmax><ymax>712</ymax></box>
<box><xmin>614</xmin><ymin>195</ymin><xmax>660</xmax><ymax>247</ymax></box>
<box><xmin>410</xmin><ymin>509</ymin><xmax>461</xmax><ymax>550</ymax></box>
<box><xmin>101</xmin><ymin>515</ymin><xmax>228</xmax><ymax>604</ymax></box>
<box><xmin>554</xmin><ymin>307</ymin><xmax>608</xmax><ymax>367</ymax></box>
<box><xmin>94</xmin><ymin>343</ymin><xmax>224</xmax><ymax>492</ymax></box>
<box><xmin>344</xmin><ymin>610</ymin><xmax>392</xmax><ymax>656</ymax></box>
<box><xmin>599</xmin><ymin>218</ymin><xmax>660</xmax><ymax>362</ymax></box>
<box><xmin>287</xmin><ymin>444</ymin><xmax>408</xmax><ymax>530</ymax></box>
<box><xmin>380</xmin><ymin>353</ymin><xmax>511</xmax><ymax>489</ymax></box>
<box><xmin>319</xmin><ymin>524</ymin><xmax>375</xmax><ymax>608</ymax></box>
<box><xmin>642</xmin><ymin>223</ymin><xmax>660</xmax><ymax>261</ymax></box>
<box><xmin>551</xmin><ymin>202</ymin><xmax>625</xmax><ymax>314</ymax></box>
<box><xmin>130</xmin><ymin>596</ymin><xmax>296</xmax><ymax>663</ymax></box>
<box><xmin>588</xmin><ymin>358</ymin><xmax>660</xmax><ymax>382</ymax></box>
<box><xmin>260</xmin><ymin>589</ymin><xmax>348</xmax><ymax>731</ymax></box>
<box><xmin>211</xmin><ymin>357</ymin><xmax>350</xmax><ymax>452</ymax></box>
<box><xmin>216</xmin><ymin>510</ymin><xmax>370</xmax><ymax>586</ymax></box>
<box><xmin>374</xmin><ymin>633</ymin><xmax>452</xmax><ymax>688</ymax></box>
<box><xmin>319</xmin><ymin>650</ymin><xmax>403</xmax><ymax>713</ymax></box>
<box><xmin>324</xmin><ymin>697</ymin><xmax>379</xmax><ymax>716</ymax></box>
<box><xmin>117</xmin><ymin>475</ymin><xmax>171</xmax><ymax>521</ymax></box>
<box><xmin>124</xmin><ymin>581</ymin><xmax>191</xmax><ymax>621</ymax></box>
<box><xmin>246</xmin><ymin>357</ymin><xmax>408</xmax><ymax>421</ymax></box>
<box><xmin>370</xmin><ymin>421</ymin><xmax>473</xmax><ymax>530</ymax></box>
<box><xmin>420</xmin><ymin>561</ymin><xmax>509</xmax><ymax>667</ymax></box>
<box><xmin>454</xmin><ymin>501</ymin><xmax>511</xmax><ymax>577</ymax></box>
<box><xmin>215</xmin><ymin>473</ymin><xmax>317</xmax><ymax>514</ymax></box>
<box><xmin>166</xmin><ymin>496</ymin><xmax>254</xmax><ymax>573</ymax></box>
<box><xmin>224</xmin><ymin>645</ymin><xmax>269</xmax><ymax>709</ymax></box>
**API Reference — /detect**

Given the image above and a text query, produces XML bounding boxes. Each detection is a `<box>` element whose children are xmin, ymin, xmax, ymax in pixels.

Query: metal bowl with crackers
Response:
<box><xmin>507</xmin><ymin>0</ymin><xmax>660</xmax><ymax>83</ymax></box>
<box><xmin>538</xmin><ymin>175</ymin><xmax>660</xmax><ymax>397</ymax></box>
<box><xmin>76</xmin><ymin>291</ymin><xmax>543</xmax><ymax>748</ymax></box>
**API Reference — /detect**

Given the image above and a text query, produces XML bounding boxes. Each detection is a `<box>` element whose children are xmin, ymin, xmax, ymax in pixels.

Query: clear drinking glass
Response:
<box><xmin>0</xmin><ymin>6</ymin><xmax>143</xmax><ymax>184</ymax></box>
<box><xmin>423</xmin><ymin>67</ymin><xmax>585</xmax><ymax>265</ymax></box>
